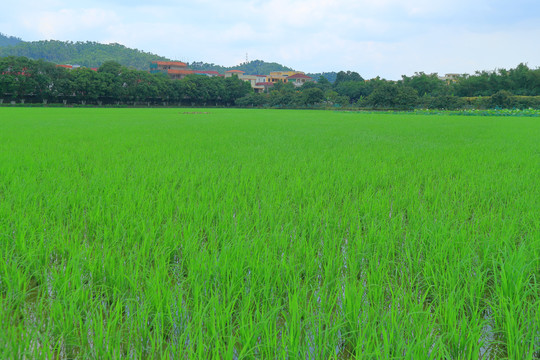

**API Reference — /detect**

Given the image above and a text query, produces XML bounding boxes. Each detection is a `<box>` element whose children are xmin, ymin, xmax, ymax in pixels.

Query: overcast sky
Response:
<box><xmin>1</xmin><ymin>0</ymin><xmax>539</xmax><ymax>79</ymax></box>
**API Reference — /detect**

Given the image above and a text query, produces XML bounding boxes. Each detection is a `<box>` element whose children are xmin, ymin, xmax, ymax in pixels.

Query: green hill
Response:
<box><xmin>0</xmin><ymin>40</ymin><xmax>171</xmax><ymax>70</ymax></box>
<box><xmin>189</xmin><ymin>59</ymin><xmax>294</xmax><ymax>75</ymax></box>
<box><xmin>0</xmin><ymin>35</ymin><xmax>313</xmax><ymax>76</ymax></box>
<box><xmin>0</xmin><ymin>33</ymin><xmax>23</xmax><ymax>47</ymax></box>
<box><xmin>307</xmin><ymin>72</ymin><xmax>337</xmax><ymax>83</ymax></box>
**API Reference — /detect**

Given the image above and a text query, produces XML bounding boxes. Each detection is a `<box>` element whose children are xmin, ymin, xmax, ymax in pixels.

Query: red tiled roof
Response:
<box><xmin>56</xmin><ymin>64</ymin><xmax>73</xmax><ymax>69</ymax></box>
<box><xmin>226</xmin><ymin>70</ymin><xmax>245</xmax><ymax>73</ymax></box>
<box><xmin>168</xmin><ymin>69</ymin><xmax>194</xmax><ymax>75</ymax></box>
<box><xmin>288</xmin><ymin>73</ymin><xmax>312</xmax><ymax>79</ymax></box>
<box><xmin>153</xmin><ymin>61</ymin><xmax>188</xmax><ymax>67</ymax></box>
<box><xmin>255</xmin><ymin>82</ymin><xmax>274</xmax><ymax>86</ymax></box>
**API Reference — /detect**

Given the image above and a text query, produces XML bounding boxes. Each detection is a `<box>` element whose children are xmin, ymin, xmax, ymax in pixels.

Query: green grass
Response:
<box><xmin>0</xmin><ymin>108</ymin><xmax>538</xmax><ymax>359</ymax></box>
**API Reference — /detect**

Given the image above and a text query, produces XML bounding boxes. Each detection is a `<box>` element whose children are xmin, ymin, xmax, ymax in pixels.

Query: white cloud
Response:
<box><xmin>2</xmin><ymin>0</ymin><xmax>540</xmax><ymax>78</ymax></box>
<box><xmin>20</xmin><ymin>8</ymin><xmax>120</xmax><ymax>40</ymax></box>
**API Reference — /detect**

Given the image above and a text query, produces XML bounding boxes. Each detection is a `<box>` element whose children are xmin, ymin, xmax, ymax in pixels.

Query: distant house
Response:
<box><xmin>224</xmin><ymin>70</ymin><xmax>245</xmax><ymax>78</ymax></box>
<box><xmin>287</xmin><ymin>73</ymin><xmax>313</xmax><ymax>87</ymax></box>
<box><xmin>150</xmin><ymin>61</ymin><xmax>193</xmax><ymax>79</ymax></box>
<box><xmin>167</xmin><ymin>69</ymin><xmax>195</xmax><ymax>80</ymax></box>
<box><xmin>240</xmin><ymin>74</ymin><xmax>258</xmax><ymax>87</ymax></box>
<box><xmin>252</xmin><ymin>75</ymin><xmax>268</xmax><ymax>93</ymax></box>
<box><xmin>255</xmin><ymin>82</ymin><xmax>274</xmax><ymax>93</ymax></box>
<box><xmin>226</xmin><ymin>70</ymin><xmax>265</xmax><ymax>91</ymax></box>
<box><xmin>266</xmin><ymin>71</ymin><xmax>307</xmax><ymax>84</ymax></box>
<box><xmin>438</xmin><ymin>73</ymin><xmax>460</xmax><ymax>83</ymax></box>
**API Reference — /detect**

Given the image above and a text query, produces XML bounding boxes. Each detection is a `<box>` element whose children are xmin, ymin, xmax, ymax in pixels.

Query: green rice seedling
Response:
<box><xmin>0</xmin><ymin>108</ymin><xmax>538</xmax><ymax>359</ymax></box>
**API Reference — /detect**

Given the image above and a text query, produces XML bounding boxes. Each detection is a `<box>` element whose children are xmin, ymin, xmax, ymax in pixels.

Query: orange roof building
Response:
<box><xmin>224</xmin><ymin>70</ymin><xmax>245</xmax><ymax>78</ymax></box>
<box><xmin>151</xmin><ymin>61</ymin><xmax>188</xmax><ymax>69</ymax></box>
<box><xmin>288</xmin><ymin>73</ymin><xmax>313</xmax><ymax>87</ymax></box>
<box><xmin>150</xmin><ymin>60</ymin><xmax>192</xmax><ymax>80</ymax></box>
<box><xmin>167</xmin><ymin>69</ymin><xmax>194</xmax><ymax>80</ymax></box>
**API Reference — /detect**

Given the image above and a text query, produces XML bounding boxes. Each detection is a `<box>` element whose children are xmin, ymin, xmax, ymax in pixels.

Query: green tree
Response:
<box><xmin>366</xmin><ymin>83</ymin><xmax>399</xmax><ymax>108</ymax></box>
<box><xmin>490</xmin><ymin>90</ymin><xmax>515</xmax><ymax>108</ymax></box>
<box><xmin>223</xmin><ymin>76</ymin><xmax>252</xmax><ymax>105</ymax></box>
<box><xmin>301</xmin><ymin>88</ymin><xmax>324</xmax><ymax>106</ymax></box>
<box><xmin>334</xmin><ymin>71</ymin><xmax>364</xmax><ymax>86</ymax></box>
<box><xmin>98</xmin><ymin>60</ymin><xmax>123</xmax><ymax>75</ymax></box>
<box><xmin>401</xmin><ymin>72</ymin><xmax>444</xmax><ymax>97</ymax></box>
<box><xmin>394</xmin><ymin>86</ymin><xmax>418</xmax><ymax>109</ymax></box>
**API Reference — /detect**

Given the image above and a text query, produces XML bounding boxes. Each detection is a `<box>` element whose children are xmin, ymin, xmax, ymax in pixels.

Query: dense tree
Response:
<box><xmin>401</xmin><ymin>72</ymin><xmax>445</xmax><ymax>97</ymax></box>
<box><xmin>0</xmin><ymin>33</ymin><xmax>23</xmax><ymax>47</ymax></box>
<box><xmin>334</xmin><ymin>71</ymin><xmax>364</xmax><ymax>86</ymax></box>
<box><xmin>301</xmin><ymin>88</ymin><xmax>324</xmax><ymax>105</ymax></box>
<box><xmin>98</xmin><ymin>61</ymin><xmax>123</xmax><ymax>75</ymax></box>
<box><xmin>0</xmin><ymin>41</ymin><xmax>169</xmax><ymax>70</ymax></box>
<box><xmin>189</xmin><ymin>59</ymin><xmax>295</xmax><ymax>76</ymax></box>
<box><xmin>223</xmin><ymin>75</ymin><xmax>252</xmax><ymax>105</ymax></box>
<box><xmin>2</xmin><ymin>56</ymin><xmax>540</xmax><ymax>109</ymax></box>
<box><xmin>394</xmin><ymin>86</ymin><xmax>419</xmax><ymax>109</ymax></box>
<box><xmin>334</xmin><ymin>81</ymin><xmax>373</xmax><ymax>103</ymax></box>
<box><xmin>365</xmin><ymin>83</ymin><xmax>398</xmax><ymax>108</ymax></box>
<box><xmin>490</xmin><ymin>90</ymin><xmax>515</xmax><ymax>108</ymax></box>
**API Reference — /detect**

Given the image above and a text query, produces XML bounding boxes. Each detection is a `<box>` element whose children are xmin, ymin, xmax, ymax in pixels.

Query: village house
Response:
<box><xmin>438</xmin><ymin>73</ymin><xmax>460</xmax><ymax>83</ymax></box>
<box><xmin>254</xmin><ymin>81</ymin><xmax>274</xmax><ymax>93</ymax></box>
<box><xmin>287</xmin><ymin>73</ymin><xmax>314</xmax><ymax>87</ymax></box>
<box><xmin>150</xmin><ymin>61</ymin><xmax>193</xmax><ymax>80</ymax></box>
<box><xmin>224</xmin><ymin>69</ymin><xmax>245</xmax><ymax>78</ymax></box>
<box><xmin>266</xmin><ymin>71</ymin><xmax>306</xmax><ymax>83</ymax></box>
<box><xmin>148</xmin><ymin>61</ymin><xmax>312</xmax><ymax>92</ymax></box>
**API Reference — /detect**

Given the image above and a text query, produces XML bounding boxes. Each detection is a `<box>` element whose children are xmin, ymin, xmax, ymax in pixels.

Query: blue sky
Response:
<box><xmin>1</xmin><ymin>0</ymin><xmax>539</xmax><ymax>79</ymax></box>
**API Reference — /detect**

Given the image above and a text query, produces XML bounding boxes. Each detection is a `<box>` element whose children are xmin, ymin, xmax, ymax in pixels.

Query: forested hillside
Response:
<box><xmin>0</xmin><ymin>40</ymin><xmax>170</xmax><ymax>69</ymax></box>
<box><xmin>307</xmin><ymin>72</ymin><xmax>338</xmax><ymax>83</ymax></box>
<box><xmin>190</xmin><ymin>59</ymin><xmax>294</xmax><ymax>75</ymax></box>
<box><xmin>0</xmin><ymin>37</ymin><xmax>302</xmax><ymax>75</ymax></box>
<box><xmin>0</xmin><ymin>33</ymin><xmax>23</xmax><ymax>47</ymax></box>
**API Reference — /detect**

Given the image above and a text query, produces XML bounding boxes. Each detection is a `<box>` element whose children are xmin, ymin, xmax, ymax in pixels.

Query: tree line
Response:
<box><xmin>237</xmin><ymin>65</ymin><xmax>540</xmax><ymax>109</ymax></box>
<box><xmin>1</xmin><ymin>56</ymin><xmax>540</xmax><ymax>109</ymax></box>
<box><xmin>0</xmin><ymin>33</ymin><xmax>23</xmax><ymax>47</ymax></box>
<box><xmin>0</xmin><ymin>57</ymin><xmax>252</xmax><ymax>106</ymax></box>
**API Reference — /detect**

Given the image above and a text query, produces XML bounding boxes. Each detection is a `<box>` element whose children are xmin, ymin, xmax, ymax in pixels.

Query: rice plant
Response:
<box><xmin>0</xmin><ymin>108</ymin><xmax>538</xmax><ymax>359</ymax></box>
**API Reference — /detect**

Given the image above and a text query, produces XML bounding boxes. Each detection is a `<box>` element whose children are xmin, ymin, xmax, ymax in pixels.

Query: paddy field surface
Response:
<box><xmin>0</xmin><ymin>108</ymin><xmax>538</xmax><ymax>359</ymax></box>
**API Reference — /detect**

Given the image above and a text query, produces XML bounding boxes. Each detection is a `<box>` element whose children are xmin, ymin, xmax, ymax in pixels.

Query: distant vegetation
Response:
<box><xmin>0</xmin><ymin>34</ymin><xmax>332</xmax><ymax>79</ymax></box>
<box><xmin>2</xmin><ymin>33</ymin><xmax>540</xmax><ymax>111</ymax></box>
<box><xmin>0</xmin><ymin>40</ymin><xmax>170</xmax><ymax>69</ymax></box>
<box><xmin>190</xmin><ymin>60</ymin><xmax>338</xmax><ymax>82</ymax></box>
<box><xmin>0</xmin><ymin>35</ymin><xmax>303</xmax><ymax>74</ymax></box>
<box><xmin>0</xmin><ymin>33</ymin><xmax>23</xmax><ymax>47</ymax></box>
<box><xmin>0</xmin><ymin>57</ymin><xmax>253</xmax><ymax>106</ymax></box>
<box><xmin>2</xmin><ymin>56</ymin><xmax>540</xmax><ymax>109</ymax></box>
<box><xmin>307</xmin><ymin>72</ymin><xmax>338</xmax><ymax>83</ymax></box>
<box><xmin>190</xmin><ymin>59</ymin><xmax>295</xmax><ymax>75</ymax></box>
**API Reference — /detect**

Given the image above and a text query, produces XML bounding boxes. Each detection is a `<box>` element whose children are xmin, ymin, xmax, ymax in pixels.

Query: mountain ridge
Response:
<box><xmin>0</xmin><ymin>33</ymin><xmax>336</xmax><ymax>81</ymax></box>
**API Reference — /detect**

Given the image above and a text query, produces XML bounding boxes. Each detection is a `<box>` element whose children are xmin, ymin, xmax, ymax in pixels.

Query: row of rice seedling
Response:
<box><xmin>0</xmin><ymin>108</ymin><xmax>538</xmax><ymax>358</ymax></box>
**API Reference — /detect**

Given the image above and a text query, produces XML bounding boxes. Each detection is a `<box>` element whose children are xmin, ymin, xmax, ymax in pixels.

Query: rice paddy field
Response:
<box><xmin>0</xmin><ymin>108</ymin><xmax>538</xmax><ymax>359</ymax></box>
